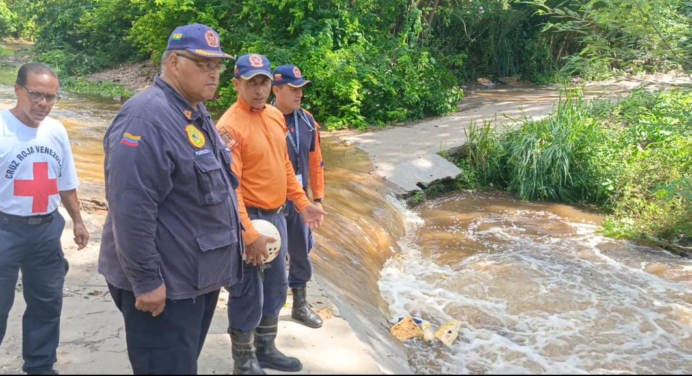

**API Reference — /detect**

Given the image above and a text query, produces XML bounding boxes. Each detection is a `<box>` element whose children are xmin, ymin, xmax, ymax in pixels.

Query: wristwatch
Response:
<box><xmin>314</xmin><ymin>199</ymin><xmax>323</xmax><ymax>203</ymax></box>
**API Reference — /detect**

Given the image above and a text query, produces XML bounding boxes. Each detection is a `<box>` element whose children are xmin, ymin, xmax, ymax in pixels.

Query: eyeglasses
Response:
<box><xmin>21</xmin><ymin>86</ymin><xmax>60</xmax><ymax>104</ymax></box>
<box><xmin>175</xmin><ymin>53</ymin><xmax>226</xmax><ymax>74</ymax></box>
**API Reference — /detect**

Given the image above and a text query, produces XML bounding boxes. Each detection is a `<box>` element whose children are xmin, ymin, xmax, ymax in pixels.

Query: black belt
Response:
<box><xmin>246</xmin><ymin>205</ymin><xmax>286</xmax><ymax>216</ymax></box>
<box><xmin>0</xmin><ymin>210</ymin><xmax>56</xmax><ymax>225</ymax></box>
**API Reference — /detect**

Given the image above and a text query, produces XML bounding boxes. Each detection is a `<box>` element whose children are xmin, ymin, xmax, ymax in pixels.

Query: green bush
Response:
<box><xmin>0</xmin><ymin>0</ymin><xmax>18</xmax><ymax>37</ymax></box>
<box><xmin>598</xmin><ymin>90</ymin><xmax>692</xmax><ymax>249</ymax></box>
<box><xmin>31</xmin><ymin>0</ymin><xmax>143</xmax><ymax>76</ymax></box>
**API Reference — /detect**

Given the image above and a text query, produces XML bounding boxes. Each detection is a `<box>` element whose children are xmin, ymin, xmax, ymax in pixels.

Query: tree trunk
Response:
<box><xmin>422</xmin><ymin>0</ymin><xmax>441</xmax><ymax>41</ymax></box>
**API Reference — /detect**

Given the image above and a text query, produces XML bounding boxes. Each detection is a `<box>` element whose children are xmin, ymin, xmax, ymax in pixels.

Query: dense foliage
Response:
<box><xmin>0</xmin><ymin>0</ymin><xmax>688</xmax><ymax>248</ymax></box>
<box><xmin>0</xmin><ymin>0</ymin><xmax>689</xmax><ymax>129</ymax></box>
<box><xmin>457</xmin><ymin>88</ymin><xmax>692</xmax><ymax>252</ymax></box>
<box><xmin>534</xmin><ymin>0</ymin><xmax>692</xmax><ymax>80</ymax></box>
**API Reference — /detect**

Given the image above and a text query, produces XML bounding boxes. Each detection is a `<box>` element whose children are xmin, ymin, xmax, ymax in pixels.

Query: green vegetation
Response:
<box><xmin>454</xmin><ymin>89</ymin><xmax>692</xmax><ymax>253</ymax></box>
<box><xmin>1</xmin><ymin>0</ymin><xmax>689</xmax><ymax>128</ymax></box>
<box><xmin>60</xmin><ymin>77</ymin><xmax>135</xmax><ymax>101</ymax></box>
<box><xmin>0</xmin><ymin>45</ymin><xmax>12</xmax><ymax>57</ymax></box>
<box><xmin>0</xmin><ymin>0</ymin><xmax>686</xmax><ymax>251</ymax></box>
<box><xmin>0</xmin><ymin>0</ymin><xmax>36</xmax><ymax>39</ymax></box>
<box><xmin>535</xmin><ymin>0</ymin><xmax>692</xmax><ymax>80</ymax></box>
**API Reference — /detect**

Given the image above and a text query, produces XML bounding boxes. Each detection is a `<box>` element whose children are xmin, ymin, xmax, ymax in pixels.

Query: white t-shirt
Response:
<box><xmin>0</xmin><ymin>110</ymin><xmax>80</xmax><ymax>216</ymax></box>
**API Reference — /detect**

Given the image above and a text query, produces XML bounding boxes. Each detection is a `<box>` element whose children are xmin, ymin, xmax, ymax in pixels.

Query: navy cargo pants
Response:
<box><xmin>285</xmin><ymin>201</ymin><xmax>315</xmax><ymax>289</ymax></box>
<box><xmin>0</xmin><ymin>211</ymin><xmax>68</xmax><ymax>374</ymax></box>
<box><xmin>108</xmin><ymin>283</ymin><xmax>219</xmax><ymax>375</ymax></box>
<box><xmin>227</xmin><ymin>210</ymin><xmax>288</xmax><ymax>332</ymax></box>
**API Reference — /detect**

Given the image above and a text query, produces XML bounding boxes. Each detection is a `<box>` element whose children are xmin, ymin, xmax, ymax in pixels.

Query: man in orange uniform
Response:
<box><xmin>216</xmin><ymin>54</ymin><xmax>326</xmax><ymax>375</ymax></box>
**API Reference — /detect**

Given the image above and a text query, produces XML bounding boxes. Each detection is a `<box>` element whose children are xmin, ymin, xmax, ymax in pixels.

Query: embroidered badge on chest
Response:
<box><xmin>185</xmin><ymin>125</ymin><xmax>206</xmax><ymax>149</ymax></box>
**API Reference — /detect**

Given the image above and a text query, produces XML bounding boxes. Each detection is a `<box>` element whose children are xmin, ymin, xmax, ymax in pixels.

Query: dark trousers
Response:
<box><xmin>107</xmin><ymin>284</ymin><xmax>219</xmax><ymax>375</ymax></box>
<box><xmin>0</xmin><ymin>211</ymin><xmax>67</xmax><ymax>374</ymax></box>
<box><xmin>285</xmin><ymin>202</ymin><xmax>315</xmax><ymax>289</ymax></box>
<box><xmin>227</xmin><ymin>211</ymin><xmax>288</xmax><ymax>333</ymax></box>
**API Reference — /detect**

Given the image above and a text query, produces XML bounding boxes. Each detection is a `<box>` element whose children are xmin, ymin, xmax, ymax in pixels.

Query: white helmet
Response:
<box><xmin>251</xmin><ymin>219</ymin><xmax>281</xmax><ymax>264</ymax></box>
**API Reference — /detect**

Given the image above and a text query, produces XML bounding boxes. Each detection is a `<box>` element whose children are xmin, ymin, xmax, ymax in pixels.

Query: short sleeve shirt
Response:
<box><xmin>0</xmin><ymin>110</ymin><xmax>79</xmax><ymax>216</ymax></box>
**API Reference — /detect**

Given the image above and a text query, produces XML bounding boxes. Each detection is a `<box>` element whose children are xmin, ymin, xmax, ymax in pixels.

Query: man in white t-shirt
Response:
<box><xmin>0</xmin><ymin>63</ymin><xmax>89</xmax><ymax>376</ymax></box>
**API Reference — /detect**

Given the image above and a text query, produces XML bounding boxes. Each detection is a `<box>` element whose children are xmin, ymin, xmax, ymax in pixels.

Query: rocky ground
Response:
<box><xmin>86</xmin><ymin>61</ymin><xmax>158</xmax><ymax>92</ymax></box>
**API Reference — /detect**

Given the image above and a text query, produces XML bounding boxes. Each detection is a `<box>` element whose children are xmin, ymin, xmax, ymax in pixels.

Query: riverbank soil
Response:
<box><xmin>86</xmin><ymin>61</ymin><xmax>158</xmax><ymax>92</ymax></box>
<box><xmin>0</xmin><ymin>39</ymin><xmax>32</xmax><ymax>67</ymax></box>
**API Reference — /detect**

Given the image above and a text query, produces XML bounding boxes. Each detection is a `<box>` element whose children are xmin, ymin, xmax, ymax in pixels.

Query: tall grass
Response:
<box><xmin>465</xmin><ymin>89</ymin><xmax>606</xmax><ymax>203</ymax></box>
<box><xmin>465</xmin><ymin>118</ymin><xmax>507</xmax><ymax>187</ymax></box>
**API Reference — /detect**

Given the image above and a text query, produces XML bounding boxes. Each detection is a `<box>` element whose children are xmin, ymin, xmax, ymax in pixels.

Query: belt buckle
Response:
<box><xmin>27</xmin><ymin>217</ymin><xmax>43</xmax><ymax>225</ymax></box>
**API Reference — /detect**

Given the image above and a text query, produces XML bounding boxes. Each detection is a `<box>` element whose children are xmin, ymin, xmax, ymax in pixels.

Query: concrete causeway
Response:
<box><xmin>344</xmin><ymin>74</ymin><xmax>692</xmax><ymax>195</ymax></box>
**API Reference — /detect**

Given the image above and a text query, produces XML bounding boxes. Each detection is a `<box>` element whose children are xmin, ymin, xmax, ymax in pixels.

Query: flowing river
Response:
<box><xmin>1</xmin><ymin>65</ymin><xmax>690</xmax><ymax>374</ymax></box>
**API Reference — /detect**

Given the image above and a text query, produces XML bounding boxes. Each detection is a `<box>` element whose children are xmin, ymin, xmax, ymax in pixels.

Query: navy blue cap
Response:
<box><xmin>166</xmin><ymin>23</ymin><xmax>233</xmax><ymax>59</ymax></box>
<box><xmin>272</xmin><ymin>65</ymin><xmax>312</xmax><ymax>88</ymax></box>
<box><xmin>234</xmin><ymin>54</ymin><xmax>272</xmax><ymax>80</ymax></box>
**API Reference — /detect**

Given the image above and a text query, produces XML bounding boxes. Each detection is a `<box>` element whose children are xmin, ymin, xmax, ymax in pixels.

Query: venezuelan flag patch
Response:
<box><xmin>121</xmin><ymin>132</ymin><xmax>141</xmax><ymax>148</ymax></box>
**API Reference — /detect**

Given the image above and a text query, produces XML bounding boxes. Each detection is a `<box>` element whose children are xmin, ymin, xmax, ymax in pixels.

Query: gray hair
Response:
<box><xmin>160</xmin><ymin>50</ymin><xmax>176</xmax><ymax>72</ymax></box>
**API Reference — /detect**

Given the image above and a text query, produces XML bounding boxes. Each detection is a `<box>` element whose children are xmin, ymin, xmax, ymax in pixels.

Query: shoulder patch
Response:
<box><xmin>218</xmin><ymin>127</ymin><xmax>237</xmax><ymax>149</ymax></box>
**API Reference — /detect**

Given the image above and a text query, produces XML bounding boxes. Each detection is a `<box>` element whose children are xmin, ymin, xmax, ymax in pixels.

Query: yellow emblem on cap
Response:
<box><xmin>185</xmin><ymin>125</ymin><xmax>206</xmax><ymax>149</ymax></box>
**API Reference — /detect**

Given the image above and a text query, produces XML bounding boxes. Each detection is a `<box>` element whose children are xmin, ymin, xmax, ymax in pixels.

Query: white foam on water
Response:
<box><xmin>379</xmin><ymin>196</ymin><xmax>692</xmax><ymax>374</ymax></box>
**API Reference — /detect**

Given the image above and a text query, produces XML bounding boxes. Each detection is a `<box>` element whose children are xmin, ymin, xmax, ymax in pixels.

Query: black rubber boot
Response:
<box><xmin>255</xmin><ymin>316</ymin><xmax>303</xmax><ymax>372</ymax></box>
<box><xmin>26</xmin><ymin>370</ymin><xmax>59</xmax><ymax>375</ymax></box>
<box><xmin>230</xmin><ymin>330</ymin><xmax>266</xmax><ymax>375</ymax></box>
<box><xmin>291</xmin><ymin>287</ymin><xmax>323</xmax><ymax>329</ymax></box>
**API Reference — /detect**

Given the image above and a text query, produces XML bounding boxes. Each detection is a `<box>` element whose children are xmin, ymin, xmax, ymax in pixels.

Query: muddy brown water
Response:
<box><xmin>2</xmin><ymin>67</ymin><xmax>691</xmax><ymax>374</ymax></box>
<box><xmin>381</xmin><ymin>191</ymin><xmax>692</xmax><ymax>374</ymax></box>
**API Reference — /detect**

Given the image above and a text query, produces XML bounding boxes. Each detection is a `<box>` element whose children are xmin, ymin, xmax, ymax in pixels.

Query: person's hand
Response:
<box><xmin>135</xmin><ymin>284</ymin><xmax>167</xmax><ymax>317</ymax></box>
<box><xmin>301</xmin><ymin>203</ymin><xmax>327</xmax><ymax>230</ymax></box>
<box><xmin>245</xmin><ymin>234</ymin><xmax>275</xmax><ymax>266</ymax></box>
<box><xmin>73</xmin><ymin>222</ymin><xmax>89</xmax><ymax>250</ymax></box>
<box><xmin>313</xmin><ymin>202</ymin><xmax>325</xmax><ymax>228</ymax></box>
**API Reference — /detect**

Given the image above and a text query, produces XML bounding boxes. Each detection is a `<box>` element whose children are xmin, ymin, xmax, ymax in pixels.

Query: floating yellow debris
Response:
<box><xmin>389</xmin><ymin>316</ymin><xmax>424</xmax><ymax>342</ymax></box>
<box><xmin>434</xmin><ymin>319</ymin><xmax>461</xmax><ymax>346</ymax></box>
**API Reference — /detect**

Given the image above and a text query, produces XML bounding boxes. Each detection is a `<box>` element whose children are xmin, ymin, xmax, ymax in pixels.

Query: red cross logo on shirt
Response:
<box><xmin>14</xmin><ymin>162</ymin><xmax>59</xmax><ymax>214</ymax></box>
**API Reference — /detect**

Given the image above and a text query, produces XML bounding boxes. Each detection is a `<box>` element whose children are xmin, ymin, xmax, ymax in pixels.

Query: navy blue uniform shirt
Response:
<box><xmin>284</xmin><ymin>109</ymin><xmax>316</xmax><ymax>191</ymax></box>
<box><xmin>99</xmin><ymin>77</ymin><xmax>243</xmax><ymax>300</ymax></box>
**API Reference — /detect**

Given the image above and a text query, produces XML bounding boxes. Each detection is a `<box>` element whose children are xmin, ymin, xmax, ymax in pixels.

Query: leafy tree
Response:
<box><xmin>0</xmin><ymin>0</ymin><xmax>18</xmax><ymax>37</ymax></box>
<box><xmin>533</xmin><ymin>0</ymin><xmax>692</xmax><ymax>79</ymax></box>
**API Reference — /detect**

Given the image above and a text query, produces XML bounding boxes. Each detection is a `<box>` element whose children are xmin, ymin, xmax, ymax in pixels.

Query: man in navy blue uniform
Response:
<box><xmin>0</xmin><ymin>63</ymin><xmax>89</xmax><ymax>376</ymax></box>
<box><xmin>99</xmin><ymin>24</ymin><xmax>242</xmax><ymax>375</ymax></box>
<box><xmin>271</xmin><ymin>65</ymin><xmax>325</xmax><ymax>329</ymax></box>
